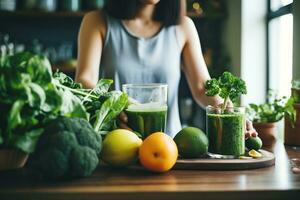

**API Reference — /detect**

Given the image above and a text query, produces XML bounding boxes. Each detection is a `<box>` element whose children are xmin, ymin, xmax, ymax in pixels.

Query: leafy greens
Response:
<box><xmin>0</xmin><ymin>52</ymin><xmax>128</xmax><ymax>153</ymax></box>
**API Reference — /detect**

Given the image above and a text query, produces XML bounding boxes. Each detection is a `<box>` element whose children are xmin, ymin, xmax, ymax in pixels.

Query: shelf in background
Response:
<box><xmin>0</xmin><ymin>10</ymin><xmax>208</xmax><ymax>19</ymax></box>
<box><xmin>0</xmin><ymin>11</ymin><xmax>86</xmax><ymax>18</ymax></box>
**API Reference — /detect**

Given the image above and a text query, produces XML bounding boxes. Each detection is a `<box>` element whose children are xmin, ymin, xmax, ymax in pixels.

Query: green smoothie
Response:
<box><xmin>125</xmin><ymin>104</ymin><xmax>167</xmax><ymax>139</ymax></box>
<box><xmin>206</xmin><ymin>113</ymin><xmax>245</xmax><ymax>156</ymax></box>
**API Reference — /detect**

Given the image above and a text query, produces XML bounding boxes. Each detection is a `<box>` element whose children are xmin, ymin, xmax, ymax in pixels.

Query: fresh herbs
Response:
<box><xmin>247</xmin><ymin>91</ymin><xmax>296</xmax><ymax>124</ymax></box>
<box><xmin>0</xmin><ymin>52</ymin><xmax>128</xmax><ymax>153</ymax></box>
<box><xmin>205</xmin><ymin>71</ymin><xmax>247</xmax><ymax>112</ymax></box>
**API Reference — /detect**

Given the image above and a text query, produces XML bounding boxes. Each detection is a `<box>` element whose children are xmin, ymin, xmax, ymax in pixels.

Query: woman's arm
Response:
<box><xmin>76</xmin><ymin>11</ymin><xmax>106</xmax><ymax>88</ymax></box>
<box><xmin>178</xmin><ymin>17</ymin><xmax>222</xmax><ymax>108</ymax></box>
<box><xmin>178</xmin><ymin>18</ymin><xmax>257</xmax><ymax>137</ymax></box>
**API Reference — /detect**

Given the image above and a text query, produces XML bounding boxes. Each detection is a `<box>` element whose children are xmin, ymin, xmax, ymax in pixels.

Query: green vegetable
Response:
<box><xmin>205</xmin><ymin>71</ymin><xmax>247</xmax><ymax>112</ymax></box>
<box><xmin>245</xmin><ymin>136</ymin><xmax>263</xmax><ymax>151</ymax></box>
<box><xmin>0</xmin><ymin>52</ymin><xmax>128</xmax><ymax>153</ymax></box>
<box><xmin>53</xmin><ymin>72</ymin><xmax>128</xmax><ymax>134</ymax></box>
<box><xmin>30</xmin><ymin>117</ymin><xmax>101</xmax><ymax>180</ymax></box>
<box><xmin>247</xmin><ymin>91</ymin><xmax>296</xmax><ymax>125</ymax></box>
<box><xmin>0</xmin><ymin>52</ymin><xmax>85</xmax><ymax>153</ymax></box>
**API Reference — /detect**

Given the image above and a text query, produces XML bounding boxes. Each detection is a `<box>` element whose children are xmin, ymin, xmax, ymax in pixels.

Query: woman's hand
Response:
<box><xmin>118</xmin><ymin>112</ymin><xmax>132</xmax><ymax>131</ymax></box>
<box><xmin>246</xmin><ymin>119</ymin><xmax>258</xmax><ymax>139</ymax></box>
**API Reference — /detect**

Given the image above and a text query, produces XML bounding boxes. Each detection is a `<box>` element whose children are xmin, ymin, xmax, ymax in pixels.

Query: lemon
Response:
<box><xmin>248</xmin><ymin>149</ymin><xmax>262</xmax><ymax>158</ymax></box>
<box><xmin>174</xmin><ymin>127</ymin><xmax>208</xmax><ymax>158</ymax></box>
<box><xmin>101</xmin><ymin>129</ymin><xmax>142</xmax><ymax>167</ymax></box>
<box><xmin>246</xmin><ymin>136</ymin><xmax>263</xmax><ymax>151</ymax></box>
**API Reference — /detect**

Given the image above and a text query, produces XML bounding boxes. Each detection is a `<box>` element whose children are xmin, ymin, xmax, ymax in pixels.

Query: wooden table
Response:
<box><xmin>0</xmin><ymin>143</ymin><xmax>300</xmax><ymax>200</ymax></box>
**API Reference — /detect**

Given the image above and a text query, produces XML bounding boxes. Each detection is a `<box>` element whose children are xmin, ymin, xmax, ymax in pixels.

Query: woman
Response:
<box><xmin>76</xmin><ymin>0</ymin><xmax>257</xmax><ymax>138</ymax></box>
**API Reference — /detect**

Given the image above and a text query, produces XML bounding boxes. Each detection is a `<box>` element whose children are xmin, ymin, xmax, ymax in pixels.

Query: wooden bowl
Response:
<box><xmin>0</xmin><ymin>149</ymin><xmax>28</xmax><ymax>171</ymax></box>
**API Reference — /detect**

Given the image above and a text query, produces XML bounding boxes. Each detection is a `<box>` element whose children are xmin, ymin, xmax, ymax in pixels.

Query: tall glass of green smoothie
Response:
<box><xmin>122</xmin><ymin>84</ymin><xmax>168</xmax><ymax>139</ymax></box>
<box><xmin>206</xmin><ymin>106</ymin><xmax>246</xmax><ymax>156</ymax></box>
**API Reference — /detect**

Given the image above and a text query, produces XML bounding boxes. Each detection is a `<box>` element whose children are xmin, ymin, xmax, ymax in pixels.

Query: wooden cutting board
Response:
<box><xmin>174</xmin><ymin>150</ymin><xmax>275</xmax><ymax>170</ymax></box>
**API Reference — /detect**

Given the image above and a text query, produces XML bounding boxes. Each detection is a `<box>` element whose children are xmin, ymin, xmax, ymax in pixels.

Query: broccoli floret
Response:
<box><xmin>75</xmin><ymin>128</ymin><xmax>102</xmax><ymax>154</ymax></box>
<box><xmin>37</xmin><ymin>131</ymin><xmax>78</xmax><ymax>155</ymax></box>
<box><xmin>31</xmin><ymin>117</ymin><xmax>102</xmax><ymax>180</ymax></box>
<box><xmin>70</xmin><ymin>146</ymin><xmax>99</xmax><ymax>177</ymax></box>
<box><xmin>39</xmin><ymin>149</ymin><xmax>69</xmax><ymax>180</ymax></box>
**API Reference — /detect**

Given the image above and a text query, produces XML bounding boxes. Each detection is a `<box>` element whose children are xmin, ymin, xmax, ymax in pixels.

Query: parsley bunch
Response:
<box><xmin>205</xmin><ymin>71</ymin><xmax>247</xmax><ymax>112</ymax></box>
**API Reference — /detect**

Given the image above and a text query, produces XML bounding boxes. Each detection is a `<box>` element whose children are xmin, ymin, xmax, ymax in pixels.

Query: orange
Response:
<box><xmin>139</xmin><ymin>132</ymin><xmax>178</xmax><ymax>172</ymax></box>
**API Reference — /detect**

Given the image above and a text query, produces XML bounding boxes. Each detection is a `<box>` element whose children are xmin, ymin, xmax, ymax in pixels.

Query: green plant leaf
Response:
<box><xmin>10</xmin><ymin>128</ymin><xmax>44</xmax><ymax>153</ymax></box>
<box><xmin>26</xmin><ymin>82</ymin><xmax>46</xmax><ymax>108</ymax></box>
<box><xmin>26</xmin><ymin>55</ymin><xmax>52</xmax><ymax>85</ymax></box>
<box><xmin>59</xmin><ymin>89</ymin><xmax>88</xmax><ymax>119</ymax></box>
<box><xmin>93</xmin><ymin>91</ymin><xmax>128</xmax><ymax>132</ymax></box>
<box><xmin>0</xmin><ymin>129</ymin><xmax>3</xmax><ymax>145</ymax></box>
<box><xmin>8</xmin><ymin>100</ymin><xmax>25</xmax><ymax>130</ymax></box>
<box><xmin>41</xmin><ymin>83</ymin><xmax>63</xmax><ymax>113</ymax></box>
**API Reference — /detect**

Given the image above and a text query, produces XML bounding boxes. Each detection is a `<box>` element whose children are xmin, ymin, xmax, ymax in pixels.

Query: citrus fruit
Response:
<box><xmin>248</xmin><ymin>149</ymin><xmax>262</xmax><ymax>158</ymax></box>
<box><xmin>101</xmin><ymin>129</ymin><xmax>142</xmax><ymax>167</ymax></box>
<box><xmin>174</xmin><ymin>127</ymin><xmax>208</xmax><ymax>158</ymax></box>
<box><xmin>139</xmin><ymin>132</ymin><xmax>178</xmax><ymax>172</ymax></box>
<box><xmin>246</xmin><ymin>136</ymin><xmax>262</xmax><ymax>151</ymax></box>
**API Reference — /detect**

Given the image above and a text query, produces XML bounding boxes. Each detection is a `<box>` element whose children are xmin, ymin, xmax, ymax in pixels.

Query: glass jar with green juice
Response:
<box><xmin>206</xmin><ymin>106</ymin><xmax>246</xmax><ymax>156</ymax></box>
<box><xmin>122</xmin><ymin>84</ymin><xmax>168</xmax><ymax>139</ymax></box>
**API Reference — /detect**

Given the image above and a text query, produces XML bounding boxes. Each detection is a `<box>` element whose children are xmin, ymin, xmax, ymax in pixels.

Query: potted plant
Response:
<box><xmin>285</xmin><ymin>79</ymin><xmax>300</xmax><ymax>146</ymax></box>
<box><xmin>247</xmin><ymin>92</ymin><xmax>295</xmax><ymax>147</ymax></box>
<box><xmin>205</xmin><ymin>72</ymin><xmax>247</xmax><ymax>156</ymax></box>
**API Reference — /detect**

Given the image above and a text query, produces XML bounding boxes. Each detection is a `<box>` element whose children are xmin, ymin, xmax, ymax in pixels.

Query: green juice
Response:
<box><xmin>125</xmin><ymin>105</ymin><xmax>167</xmax><ymax>139</ymax></box>
<box><xmin>206</xmin><ymin>113</ymin><xmax>245</xmax><ymax>156</ymax></box>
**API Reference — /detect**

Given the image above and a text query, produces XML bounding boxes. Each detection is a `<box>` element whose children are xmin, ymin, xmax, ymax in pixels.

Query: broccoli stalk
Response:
<box><xmin>205</xmin><ymin>72</ymin><xmax>247</xmax><ymax>113</ymax></box>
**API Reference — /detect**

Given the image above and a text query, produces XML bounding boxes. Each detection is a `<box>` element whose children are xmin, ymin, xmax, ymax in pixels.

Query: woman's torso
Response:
<box><xmin>100</xmin><ymin>14</ymin><xmax>182</xmax><ymax>137</ymax></box>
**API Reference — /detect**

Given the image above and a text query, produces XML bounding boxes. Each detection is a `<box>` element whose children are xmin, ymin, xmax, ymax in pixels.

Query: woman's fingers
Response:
<box><xmin>118</xmin><ymin>112</ymin><xmax>132</xmax><ymax>130</ymax></box>
<box><xmin>118</xmin><ymin>121</ymin><xmax>132</xmax><ymax>131</ymax></box>
<box><xmin>245</xmin><ymin>119</ymin><xmax>258</xmax><ymax>139</ymax></box>
<box><xmin>119</xmin><ymin>111</ymin><xmax>128</xmax><ymax>123</ymax></box>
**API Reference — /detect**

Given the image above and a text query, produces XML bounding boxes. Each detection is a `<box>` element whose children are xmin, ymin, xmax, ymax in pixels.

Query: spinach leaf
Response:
<box><xmin>8</xmin><ymin>100</ymin><xmax>25</xmax><ymax>131</ymax></box>
<box><xmin>93</xmin><ymin>91</ymin><xmax>128</xmax><ymax>132</ymax></box>
<box><xmin>10</xmin><ymin>128</ymin><xmax>44</xmax><ymax>153</ymax></box>
<box><xmin>58</xmin><ymin>89</ymin><xmax>88</xmax><ymax>119</ymax></box>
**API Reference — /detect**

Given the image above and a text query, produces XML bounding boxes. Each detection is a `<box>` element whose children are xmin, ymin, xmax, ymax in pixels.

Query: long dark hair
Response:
<box><xmin>103</xmin><ymin>0</ymin><xmax>185</xmax><ymax>26</ymax></box>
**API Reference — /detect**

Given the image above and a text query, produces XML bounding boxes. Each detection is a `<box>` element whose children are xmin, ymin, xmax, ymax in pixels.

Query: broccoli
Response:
<box><xmin>31</xmin><ymin>117</ymin><xmax>102</xmax><ymax>180</ymax></box>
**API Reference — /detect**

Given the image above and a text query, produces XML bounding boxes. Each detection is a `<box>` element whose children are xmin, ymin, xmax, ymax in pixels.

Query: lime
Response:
<box><xmin>174</xmin><ymin>127</ymin><xmax>208</xmax><ymax>158</ymax></box>
<box><xmin>101</xmin><ymin>129</ymin><xmax>142</xmax><ymax>167</ymax></box>
<box><xmin>246</xmin><ymin>136</ymin><xmax>263</xmax><ymax>151</ymax></box>
<box><xmin>248</xmin><ymin>149</ymin><xmax>262</xmax><ymax>158</ymax></box>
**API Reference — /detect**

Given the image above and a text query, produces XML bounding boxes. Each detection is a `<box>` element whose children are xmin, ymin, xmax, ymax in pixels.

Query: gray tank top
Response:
<box><xmin>100</xmin><ymin>14</ymin><xmax>182</xmax><ymax>137</ymax></box>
